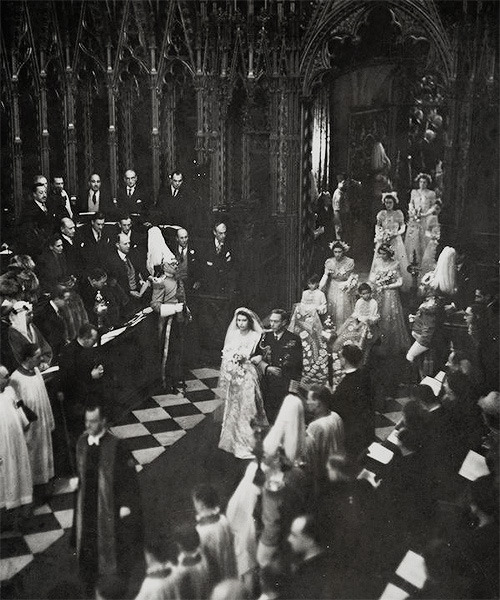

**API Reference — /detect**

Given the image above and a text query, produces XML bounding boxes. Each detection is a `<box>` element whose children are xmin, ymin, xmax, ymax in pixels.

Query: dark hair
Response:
<box><xmin>50</xmin><ymin>284</ymin><xmax>69</xmax><ymax>301</ymax></box>
<box><xmin>330</xmin><ymin>241</ymin><xmax>346</xmax><ymax>253</ymax></box>
<box><xmin>449</xmin><ymin>349</ymin><xmax>472</xmax><ymax>364</ymax></box>
<box><xmin>470</xmin><ymin>475</ymin><xmax>498</xmax><ymax>518</ymax></box>
<box><xmin>409</xmin><ymin>384</ymin><xmax>436</xmax><ymax>407</ymax></box>
<box><xmin>118</xmin><ymin>214</ymin><xmax>132</xmax><ymax>222</ymax></box>
<box><xmin>307</xmin><ymin>274</ymin><xmax>320</xmax><ymax>286</ymax></box>
<box><xmin>32</xmin><ymin>182</ymin><xmax>45</xmax><ymax>193</ymax></box>
<box><xmin>377</xmin><ymin>244</ymin><xmax>394</xmax><ymax>258</ymax></box>
<box><xmin>399</xmin><ymin>399</ymin><xmax>431</xmax><ymax>451</ymax></box>
<box><xmin>78</xmin><ymin>323</ymin><xmax>98</xmax><ymax>340</ymax></box>
<box><xmin>174</xmin><ymin>523</ymin><xmax>200</xmax><ymax>553</ymax></box>
<box><xmin>308</xmin><ymin>384</ymin><xmax>332</xmax><ymax>408</ymax></box>
<box><xmin>84</xmin><ymin>401</ymin><xmax>108</xmax><ymax>421</ymax></box>
<box><xmin>358</xmin><ymin>282</ymin><xmax>372</xmax><ymax>294</ymax></box>
<box><xmin>94</xmin><ymin>575</ymin><xmax>127</xmax><ymax>600</ymax></box>
<box><xmin>89</xmin><ymin>268</ymin><xmax>107</xmax><ymax>281</ymax></box>
<box><xmin>19</xmin><ymin>343</ymin><xmax>40</xmax><ymax>363</ymax></box>
<box><xmin>213</xmin><ymin>220</ymin><xmax>226</xmax><ymax>231</ymax></box>
<box><xmin>236</xmin><ymin>310</ymin><xmax>254</xmax><ymax>330</ymax></box>
<box><xmin>299</xmin><ymin>514</ymin><xmax>323</xmax><ymax>546</ymax></box>
<box><xmin>92</xmin><ymin>211</ymin><xmax>105</xmax><ymax>221</ymax></box>
<box><xmin>49</xmin><ymin>233</ymin><xmax>63</xmax><ymax>248</ymax></box>
<box><xmin>327</xmin><ymin>454</ymin><xmax>358</xmax><ymax>479</ymax></box>
<box><xmin>340</xmin><ymin>343</ymin><xmax>363</xmax><ymax>368</ymax></box>
<box><xmin>445</xmin><ymin>370</ymin><xmax>473</xmax><ymax>401</ymax></box>
<box><xmin>192</xmin><ymin>483</ymin><xmax>220</xmax><ymax>509</ymax></box>
<box><xmin>270</xmin><ymin>308</ymin><xmax>289</xmax><ymax>325</ymax></box>
<box><xmin>144</xmin><ymin>534</ymin><xmax>175</xmax><ymax>564</ymax></box>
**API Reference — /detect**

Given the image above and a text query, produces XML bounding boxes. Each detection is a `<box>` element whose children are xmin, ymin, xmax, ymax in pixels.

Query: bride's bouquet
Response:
<box><xmin>222</xmin><ymin>350</ymin><xmax>247</xmax><ymax>383</ymax></box>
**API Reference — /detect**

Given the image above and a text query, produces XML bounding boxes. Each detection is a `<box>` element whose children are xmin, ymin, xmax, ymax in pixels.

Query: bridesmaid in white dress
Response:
<box><xmin>218</xmin><ymin>308</ymin><xmax>267</xmax><ymax>459</ymax></box>
<box><xmin>405</xmin><ymin>173</ymin><xmax>437</xmax><ymax>265</ymax></box>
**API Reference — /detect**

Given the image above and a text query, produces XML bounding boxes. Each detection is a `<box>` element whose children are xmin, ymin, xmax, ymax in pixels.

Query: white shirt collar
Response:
<box><xmin>88</xmin><ymin>430</ymin><xmax>106</xmax><ymax>446</ymax></box>
<box><xmin>62</xmin><ymin>234</ymin><xmax>73</xmax><ymax>245</ymax></box>
<box><xmin>35</xmin><ymin>200</ymin><xmax>47</xmax><ymax>212</ymax></box>
<box><xmin>117</xmin><ymin>249</ymin><xmax>128</xmax><ymax>261</ymax></box>
<box><xmin>49</xmin><ymin>300</ymin><xmax>59</xmax><ymax>314</ymax></box>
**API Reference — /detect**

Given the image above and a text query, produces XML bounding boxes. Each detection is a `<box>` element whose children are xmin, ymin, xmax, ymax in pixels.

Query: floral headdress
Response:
<box><xmin>414</xmin><ymin>172</ymin><xmax>432</xmax><ymax>184</ymax></box>
<box><xmin>381</xmin><ymin>192</ymin><xmax>399</xmax><ymax>205</ymax></box>
<box><xmin>329</xmin><ymin>240</ymin><xmax>350</xmax><ymax>253</ymax></box>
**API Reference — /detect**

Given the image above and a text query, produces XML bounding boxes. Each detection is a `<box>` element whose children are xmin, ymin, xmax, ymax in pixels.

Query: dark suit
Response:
<box><xmin>19</xmin><ymin>200</ymin><xmax>56</xmax><ymax>256</ymax></box>
<box><xmin>58</xmin><ymin>339</ymin><xmax>110</xmax><ymax>439</ymax></box>
<box><xmin>79</xmin><ymin>187</ymin><xmax>113</xmax><ymax>216</ymax></box>
<box><xmin>79</xmin><ymin>224</ymin><xmax>111</xmax><ymax>273</ymax></box>
<box><xmin>114</xmin><ymin>226</ymin><xmax>147</xmax><ymax>273</ymax></box>
<box><xmin>61</xmin><ymin>234</ymin><xmax>85</xmax><ymax>278</ymax></box>
<box><xmin>36</xmin><ymin>250</ymin><xmax>68</xmax><ymax>292</ymax></box>
<box><xmin>34</xmin><ymin>300</ymin><xmax>68</xmax><ymax>359</ymax></box>
<box><xmin>80</xmin><ymin>279</ymin><xmax>128</xmax><ymax>329</ymax></box>
<box><xmin>199</xmin><ymin>239</ymin><xmax>236</xmax><ymax>296</ymax></box>
<box><xmin>257</xmin><ymin>329</ymin><xmax>303</xmax><ymax>422</ymax></box>
<box><xmin>47</xmin><ymin>191</ymin><xmax>74</xmax><ymax>221</ymax></box>
<box><xmin>104</xmin><ymin>249</ymin><xmax>142</xmax><ymax>295</ymax></box>
<box><xmin>330</xmin><ymin>368</ymin><xmax>373</xmax><ymax>459</ymax></box>
<box><xmin>155</xmin><ymin>185</ymin><xmax>190</xmax><ymax>228</ymax></box>
<box><xmin>170</xmin><ymin>243</ymin><xmax>200</xmax><ymax>296</ymax></box>
<box><xmin>116</xmin><ymin>184</ymin><xmax>150</xmax><ymax>217</ymax></box>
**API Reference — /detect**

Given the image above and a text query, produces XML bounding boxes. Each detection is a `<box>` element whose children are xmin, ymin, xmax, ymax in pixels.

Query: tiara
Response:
<box><xmin>329</xmin><ymin>240</ymin><xmax>350</xmax><ymax>253</ymax></box>
<box><xmin>381</xmin><ymin>192</ymin><xmax>399</xmax><ymax>205</ymax></box>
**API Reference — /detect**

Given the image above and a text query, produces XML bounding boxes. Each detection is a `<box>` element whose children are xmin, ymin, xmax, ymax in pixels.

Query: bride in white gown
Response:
<box><xmin>218</xmin><ymin>308</ymin><xmax>268</xmax><ymax>459</ymax></box>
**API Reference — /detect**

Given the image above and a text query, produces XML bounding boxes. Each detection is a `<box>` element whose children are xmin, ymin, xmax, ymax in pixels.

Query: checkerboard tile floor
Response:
<box><xmin>0</xmin><ymin>368</ymin><xmax>223</xmax><ymax>583</ymax></box>
<box><xmin>1</xmin><ymin>367</ymin><xmax>408</xmax><ymax>584</ymax></box>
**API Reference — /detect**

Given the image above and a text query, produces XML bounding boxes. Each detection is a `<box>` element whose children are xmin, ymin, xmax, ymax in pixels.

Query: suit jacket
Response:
<box><xmin>154</xmin><ymin>185</ymin><xmax>190</xmax><ymax>227</ymax></box>
<box><xmin>257</xmin><ymin>329</ymin><xmax>303</xmax><ymax>384</ymax></box>
<box><xmin>36</xmin><ymin>250</ymin><xmax>68</xmax><ymax>292</ymax></box>
<box><xmin>113</xmin><ymin>225</ymin><xmax>147</xmax><ymax>273</ymax></box>
<box><xmin>79</xmin><ymin>223</ymin><xmax>112</xmax><ymax>273</ymax></box>
<box><xmin>79</xmin><ymin>186</ymin><xmax>114</xmax><ymax>216</ymax></box>
<box><xmin>116</xmin><ymin>183</ymin><xmax>151</xmax><ymax>217</ymax></box>
<box><xmin>61</xmin><ymin>235</ymin><xmax>85</xmax><ymax>278</ymax></box>
<box><xmin>287</xmin><ymin>552</ymin><xmax>336</xmax><ymax>600</ymax></box>
<box><xmin>80</xmin><ymin>279</ymin><xmax>128</xmax><ymax>329</ymax></box>
<box><xmin>170</xmin><ymin>243</ymin><xmax>200</xmax><ymax>294</ymax></box>
<box><xmin>33</xmin><ymin>300</ymin><xmax>68</xmax><ymax>359</ymax></box>
<box><xmin>47</xmin><ymin>191</ymin><xmax>73</xmax><ymax>221</ymax></box>
<box><xmin>199</xmin><ymin>239</ymin><xmax>236</xmax><ymax>296</ymax></box>
<box><xmin>105</xmin><ymin>249</ymin><xmax>142</xmax><ymax>294</ymax></box>
<box><xmin>330</xmin><ymin>368</ymin><xmax>373</xmax><ymax>458</ymax></box>
<box><xmin>19</xmin><ymin>200</ymin><xmax>56</xmax><ymax>256</ymax></box>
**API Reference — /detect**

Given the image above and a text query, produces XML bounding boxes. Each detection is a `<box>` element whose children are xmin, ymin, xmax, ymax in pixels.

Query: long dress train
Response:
<box><xmin>219</xmin><ymin>323</ymin><xmax>267</xmax><ymax>459</ymax></box>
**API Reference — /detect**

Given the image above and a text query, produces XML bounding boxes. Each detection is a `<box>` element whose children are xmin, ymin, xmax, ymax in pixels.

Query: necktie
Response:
<box><xmin>91</xmin><ymin>191</ymin><xmax>97</xmax><ymax>206</ymax></box>
<box><xmin>216</xmin><ymin>243</ymin><xmax>222</xmax><ymax>255</ymax></box>
<box><xmin>128</xmin><ymin>187</ymin><xmax>132</xmax><ymax>197</ymax></box>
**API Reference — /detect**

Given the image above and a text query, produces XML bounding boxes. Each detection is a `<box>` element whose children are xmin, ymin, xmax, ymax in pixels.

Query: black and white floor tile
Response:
<box><xmin>1</xmin><ymin>366</ymin><xmax>408</xmax><ymax>584</ymax></box>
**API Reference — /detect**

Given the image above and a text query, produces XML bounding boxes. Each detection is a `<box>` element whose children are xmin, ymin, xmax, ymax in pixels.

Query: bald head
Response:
<box><xmin>60</xmin><ymin>218</ymin><xmax>76</xmax><ymax>238</ymax></box>
<box><xmin>177</xmin><ymin>228</ymin><xmax>189</xmax><ymax>248</ymax></box>
<box><xmin>124</xmin><ymin>170</ymin><xmax>137</xmax><ymax>188</ymax></box>
<box><xmin>116</xmin><ymin>232</ymin><xmax>130</xmax><ymax>254</ymax></box>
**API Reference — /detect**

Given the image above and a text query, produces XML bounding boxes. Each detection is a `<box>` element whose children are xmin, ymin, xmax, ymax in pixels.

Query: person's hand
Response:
<box><xmin>267</xmin><ymin>366</ymin><xmax>282</xmax><ymax>377</ymax></box>
<box><xmin>250</xmin><ymin>355</ymin><xmax>262</xmax><ymax>365</ymax></box>
<box><xmin>39</xmin><ymin>361</ymin><xmax>49</xmax><ymax>372</ymax></box>
<box><xmin>91</xmin><ymin>365</ymin><xmax>104</xmax><ymax>379</ymax></box>
<box><xmin>408</xmin><ymin>314</ymin><xmax>415</xmax><ymax>323</ymax></box>
<box><xmin>130</xmin><ymin>290</ymin><xmax>141</xmax><ymax>298</ymax></box>
<box><xmin>192</xmin><ymin>281</ymin><xmax>201</xmax><ymax>290</ymax></box>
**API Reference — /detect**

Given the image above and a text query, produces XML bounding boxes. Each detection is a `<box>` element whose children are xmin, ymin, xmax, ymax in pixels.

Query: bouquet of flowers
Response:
<box><xmin>408</xmin><ymin>205</ymin><xmax>422</xmax><ymax>222</ymax></box>
<box><xmin>221</xmin><ymin>350</ymin><xmax>246</xmax><ymax>383</ymax></box>
<box><xmin>374</xmin><ymin>227</ymin><xmax>393</xmax><ymax>245</ymax></box>
<box><xmin>373</xmin><ymin>269</ymin><xmax>398</xmax><ymax>290</ymax></box>
<box><xmin>339</xmin><ymin>273</ymin><xmax>359</xmax><ymax>293</ymax></box>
